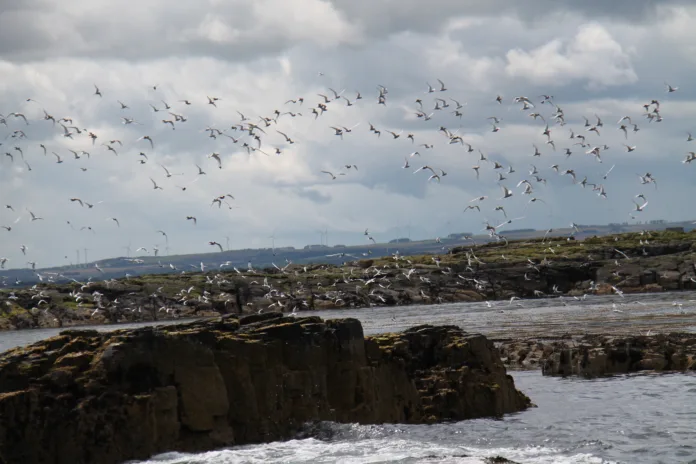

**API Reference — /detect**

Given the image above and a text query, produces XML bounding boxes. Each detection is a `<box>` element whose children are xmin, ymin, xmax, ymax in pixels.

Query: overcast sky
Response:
<box><xmin>1</xmin><ymin>1</ymin><xmax>695</xmax><ymax>269</ymax></box>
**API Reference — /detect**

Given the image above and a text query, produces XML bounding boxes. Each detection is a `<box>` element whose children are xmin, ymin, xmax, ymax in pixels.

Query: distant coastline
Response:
<box><xmin>1</xmin><ymin>218</ymin><xmax>694</xmax><ymax>289</ymax></box>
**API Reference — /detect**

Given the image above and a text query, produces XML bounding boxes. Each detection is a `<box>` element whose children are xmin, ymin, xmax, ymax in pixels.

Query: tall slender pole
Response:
<box><xmin>84</xmin><ymin>248</ymin><xmax>88</xmax><ymax>267</ymax></box>
<box><xmin>325</xmin><ymin>227</ymin><xmax>329</xmax><ymax>247</ymax></box>
<box><xmin>76</xmin><ymin>249</ymin><xmax>80</xmax><ymax>268</ymax></box>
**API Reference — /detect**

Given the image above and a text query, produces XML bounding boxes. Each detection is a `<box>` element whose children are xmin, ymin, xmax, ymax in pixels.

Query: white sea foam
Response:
<box><xmin>131</xmin><ymin>439</ymin><xmax>614</xmax><ymax>464</ymax></box>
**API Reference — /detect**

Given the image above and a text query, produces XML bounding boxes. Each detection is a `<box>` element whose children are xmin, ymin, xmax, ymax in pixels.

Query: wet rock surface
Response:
<box><xmin>0</xmin><ymin>314</ymin><xmax>530</xmax><ymax>464</ymax></box>
<box><xmin>497</xmin><ymin>333</ymin><xmax>696</xmax><ymax>377</ymax></box>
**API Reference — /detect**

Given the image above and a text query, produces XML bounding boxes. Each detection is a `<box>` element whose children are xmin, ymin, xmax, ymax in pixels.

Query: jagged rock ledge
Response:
<box><xmin>0</xmin><ymin>313</ymin><xmax>530</xmax><ymax>464</ymax></box>
<box><xmin>498</xmin><ymin>333</ymin><xmax>696</xmax><ymax>377</ymax></box>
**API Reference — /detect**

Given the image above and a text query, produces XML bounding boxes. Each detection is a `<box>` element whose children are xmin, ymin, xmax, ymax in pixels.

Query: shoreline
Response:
<box><xmin>1</xmin><ymin>230</ymin><xmax>695</xmax><ymax>341</ymax></box>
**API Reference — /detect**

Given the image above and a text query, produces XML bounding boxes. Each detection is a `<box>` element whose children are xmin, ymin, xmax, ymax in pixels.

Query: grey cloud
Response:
<box><xmin>0</xmin><ymin>0</ymin><xmax>691</xmax><ymax>65</ymax></box>
<box><xmin>2</xmin><ymin>3</ymin><xmax>696</xmax><ymax>269</ymax></box>
<box><xmin>329</xmin><ymin>1</ymin><xmax>693</xmax><ymax>38</ymax></box>
<box><xmin>289</xmin><ymin>187</ymin><xmax>332</xmax><ymax>204</ymax></box>
<box><xmin>0</xmin><ymin>0</ymin><xmax>359</xmax><ymax>62</ymax></box>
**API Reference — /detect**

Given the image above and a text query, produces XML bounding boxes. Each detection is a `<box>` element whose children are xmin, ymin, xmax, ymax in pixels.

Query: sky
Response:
<box><xmin>1</xmin><ymin>0</ymin><xmax>696</xmax><ymax>270</ymax></box>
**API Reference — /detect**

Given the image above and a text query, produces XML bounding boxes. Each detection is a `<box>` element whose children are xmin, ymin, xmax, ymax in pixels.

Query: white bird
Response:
<box><xmin>633</xmin><ymin>200</ymin><xmax>648</xmax><ymax>212</ymax></box>
<box><xmin>499</xmin><ymin>185</ymin><xmax>513</xmax><ymax>199</ymax></box>
<box><xmin>150</xmin><ymin>178</ymin><xmax>163</xmax><ymax>190</ymax></box>
<box><xmin>160</xmin><ymin>164</ymin><xmax>174</xmax><ymax>177</ymax></box>
<box><xmin>27</xmin><ymin>210</ymin><xmax>43</xmax><ymax>221</ymax></box>
<box><xmin>137</xmin><ymin>135</ymin><xmax>154</xmax><ymax>148</ymax></box>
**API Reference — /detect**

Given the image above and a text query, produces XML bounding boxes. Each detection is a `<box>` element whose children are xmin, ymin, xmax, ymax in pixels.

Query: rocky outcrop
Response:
<box><xmin>498</xmin><ymin>333</ymin><xmax>696</xmax><ymax>377</ymax></box>
<box><xmin>3</xmin><ymin>230</ymin><xmax>696</xmax><ymax>332</ymax></box>
<box><xmin>0</xmin><ymin>314</ymin><xmax>530</xmax><ymax>464</ymax></box>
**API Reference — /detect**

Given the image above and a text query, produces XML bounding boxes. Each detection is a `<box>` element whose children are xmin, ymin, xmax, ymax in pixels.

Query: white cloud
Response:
<box><xmin>505</xmin><ymin>23</ymin><xmax>638</xmax><ymax>89</ymax></box>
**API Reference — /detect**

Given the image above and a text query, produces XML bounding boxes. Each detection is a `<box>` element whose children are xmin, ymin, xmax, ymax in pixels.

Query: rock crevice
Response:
<box><xmin>0</xmin><ymin>314</ymin><xmax>530</xmax><ymax>464</ymax></box>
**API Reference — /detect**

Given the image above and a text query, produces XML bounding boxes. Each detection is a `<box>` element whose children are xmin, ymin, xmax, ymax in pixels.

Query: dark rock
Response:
<box><xmin>0</xmin><ymin>317</ymin><xmax>530</xmax><ymax>464</ymax></box>
<box><xmin>485</xmin><ymin>457</ymin><xmax>521</xmax><ymax>464</ymax></box>
<box><xmin>498</xmin><ymin>333</ymin><xmax>696</xmax><ymax>377</ymax></box>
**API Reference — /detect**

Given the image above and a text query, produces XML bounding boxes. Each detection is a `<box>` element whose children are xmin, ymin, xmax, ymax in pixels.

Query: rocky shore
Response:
<box><xmin>0</xmin><ymin>314</ymin><xmax>530</xmax><ymax>464</ymax></box>
<box><xmin>1</xmin><ymin>229</ymin><xmax>695</xmax><ymax>331</ymax></box>
<box><xmin>497</xmin><ymin>333</ymin><xmax>696</xmax><ymax>376</ymax></box>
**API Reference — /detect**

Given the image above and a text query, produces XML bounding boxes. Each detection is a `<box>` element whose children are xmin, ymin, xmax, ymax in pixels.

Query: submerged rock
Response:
<box><xmin>0</xmin><ymin>315</ymin><xmax>530</xmax><ymax>464</ymax></box>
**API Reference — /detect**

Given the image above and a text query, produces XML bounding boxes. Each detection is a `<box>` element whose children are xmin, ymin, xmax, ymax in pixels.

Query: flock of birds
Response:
<box><xmin>0</xmin><ymin>73</ymin><xmax>694</xmax><ymax>321</ymax></box>
<box><xmin>4</xmin><ymin>229</ymin><xmax>696</xmax><ymax>325</ymax></box>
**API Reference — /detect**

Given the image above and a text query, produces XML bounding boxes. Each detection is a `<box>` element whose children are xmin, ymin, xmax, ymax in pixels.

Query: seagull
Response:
<box><xmin>160</xmin><ymin>164</ymin><xmax>175</xmax><ymax>178</ymax></box>
<box><xmin>137</xmin><ymin>135</ymin><xmax>154</xmax><ymax>148</ymax></box>
<box><xmin>321</xmin><ymin>170</ymin><xmax>337</xmax><ymax>180</ymax></box>
<box><xmin>208</xmin><ymin>152</ymin><xmax>222</xmax><ymax>169</ymax></box>
<box><xmin>27</xmin><ymin>210</ymin><xmax>43</xmax><ymax>221</ymax></box>
<box><xmin>276</xmin><ymin>130</ymin><xmax>294</xmax><ymax>144</ymax></box>
<box><xmin>150</xmin><ymin>178</ymin><xmax>163</xmax><ymax>190</ymax></box>
<box><xmin>633</xmin><ymin>200</ymin><xmax>648</xmax><ymax>212</ymax></box>
<box><xmin>499</xmin><ymin>185</ymin><xmax>513</xmax><ymax>199</ymax></box>
<box><xmin>603</xmin><ymin>164</ymin><xmax>615</xmax><ymax>180</ymax></box>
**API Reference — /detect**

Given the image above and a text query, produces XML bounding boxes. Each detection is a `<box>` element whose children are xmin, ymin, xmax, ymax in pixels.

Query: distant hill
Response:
<box><xmin>1</xmin><ymin>219</ymin><xmax>693</xmax><ymax>288</ymax></box>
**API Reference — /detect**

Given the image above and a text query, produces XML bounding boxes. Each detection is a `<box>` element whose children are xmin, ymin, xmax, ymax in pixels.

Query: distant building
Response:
<box><xmin>389</xmin><ymin>238</ymin><xmax>411</xmax><ymax>244</ymax></box>
<box><xmin>303</xmin><ymin>244</ymin><xmax>329</xmax><ymax>250</ymax></box>
<box><xmin>447</xmin><ymin>232</ymin><xmax>473</xmax><ymax>239</ymax></box>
